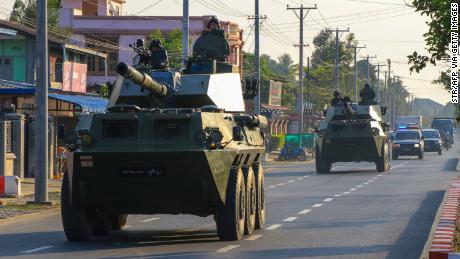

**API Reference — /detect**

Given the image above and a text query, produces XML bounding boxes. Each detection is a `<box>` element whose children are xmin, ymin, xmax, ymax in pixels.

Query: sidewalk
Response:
<box><xmin>0</xmin><ymin>178</ymin><xmax>62</xmax><ymax>205</ymax></box>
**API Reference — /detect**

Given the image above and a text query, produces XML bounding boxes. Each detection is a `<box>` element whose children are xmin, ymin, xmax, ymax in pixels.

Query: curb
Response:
<box><xmin>426</xmin><ymin>179</ymin><xmax>460</xmax><ymax>259</ymax></box>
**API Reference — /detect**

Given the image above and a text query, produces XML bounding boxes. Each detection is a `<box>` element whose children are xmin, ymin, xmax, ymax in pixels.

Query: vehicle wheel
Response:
<box><xmin>112</xmin><ymin>214</ymin><xmax>128</xmax><ymax>230</ymax></box>
<box><xmin>61</xmin><ymin>171</ymin><xmax>92</xmax><ymax>241</ymax></box>
<box><xmin>252</xmin><ymin>163</ymin><xmax>265</xmax><ymax>230</ymax></box>
<box><xmin>438</xmin><ymin>149</ymin><xmax>442</xmax><ymax>155</ymax></box>
<box><xmin>418</xmin><ymin>151</ymin><xmax>424</xmax><ymax>160</ymax></box>
<box><xmin>92</xmin><ymin>213</ymin><xmax>111</xmax><ymax>236</ymax></box>
<box><xmin>215</xmin><ymin>168</ymin><xmax>246</xmax><ymax>241</ymax></box>
<box><xmin>242</xmin><ymin>166</ymin><xmax>256</xmax><ymax>235</ymax></box>
<box><xmin>315</xmin><ymin>147</ymin><xmax>331</xmax><ymax>173</ymax></box>
<box><xmin>376</xmin><ymin>143</ymin><xmax>390</xmax><ymax>172</ymax></box>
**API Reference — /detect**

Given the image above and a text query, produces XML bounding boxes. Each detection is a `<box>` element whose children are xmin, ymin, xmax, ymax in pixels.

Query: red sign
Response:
<box><xmin>63</xmin><ymin>61</ymin><xmax>87</xmax><ymax>93</ymax></box>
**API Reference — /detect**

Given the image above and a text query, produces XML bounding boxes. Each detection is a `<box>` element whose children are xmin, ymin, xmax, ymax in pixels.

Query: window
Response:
<box><xmin>98</xmin><ymin>57</ymin><xmax>105</xmax><ymax>72</ymax></box>
<box><xmin>4</xmin><ymin>58</ymin><xmax>11</xmax><ymax>65</ymax></box>
<box><xmin>87</xmin><ymin>55</ymin><xmax>96</xmax><ymax>72</ymax></box>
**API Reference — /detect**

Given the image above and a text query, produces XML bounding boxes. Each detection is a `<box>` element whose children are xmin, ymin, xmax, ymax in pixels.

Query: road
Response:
<box><xmin>0</xmin><ymin>144</ymin><xmax>459</xmax><ymax>259</ymax></box>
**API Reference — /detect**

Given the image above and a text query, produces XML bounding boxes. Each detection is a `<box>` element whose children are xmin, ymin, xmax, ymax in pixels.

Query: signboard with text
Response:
<box><xmin>269</xmin><ymin>80</ymin><xmax>282</xmax><ymax>106</ymax></box>
<box><xmin>63</xmin><ymin>61</ymin><xmax>87</xmax><ymax>93</ymax></box>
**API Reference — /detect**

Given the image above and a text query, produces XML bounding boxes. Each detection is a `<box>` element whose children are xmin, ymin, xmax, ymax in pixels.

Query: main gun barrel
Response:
<box><xmin>116</xmin><ymin>62</ymin><xmax>168</xmax><ymax>97</ymax></box>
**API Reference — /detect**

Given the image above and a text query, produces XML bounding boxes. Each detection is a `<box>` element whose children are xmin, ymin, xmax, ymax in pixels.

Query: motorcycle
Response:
<box><xmin>441</xmin><ymin>134</ymin><xmax>452</xmax><ymax>150</ymax></box>
<box><xmin>278</xmin><ymin>144</ymin><xmax>308</xmax><ymax>161</ymax></box>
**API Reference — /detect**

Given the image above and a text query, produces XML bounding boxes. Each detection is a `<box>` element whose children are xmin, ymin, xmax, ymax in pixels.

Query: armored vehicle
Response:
<box><xmin>61</xmin><ymin>44</ymin><xmax>267</xmax><ymax>242</ymax></box>
<box><xmin>315</xmin><ymin>100</ymin><xmax>390</xmax><ymax>173</ymax></box>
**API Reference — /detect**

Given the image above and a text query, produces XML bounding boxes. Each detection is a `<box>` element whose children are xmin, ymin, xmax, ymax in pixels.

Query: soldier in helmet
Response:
<box><xmin>331</xmin><ymin>90</ymin><xmax>343</xmax><ymax>106</ymax></box>
<box><xmin>149</xmin><ymin>39</ymin><xmax>169</xmax><ymax>70</ymax></box>
<box><xmin>193</xmin><ymin>16</ymin><xmax>230</xmax><ymax>61</ymax></box>
<box><xmin>359</xmin><ymin>83</ymin><xmax>376</xmax><ymax>105</ymax></box>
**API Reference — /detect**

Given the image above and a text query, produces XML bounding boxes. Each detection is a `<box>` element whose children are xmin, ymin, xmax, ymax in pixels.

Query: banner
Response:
<box><xmin>269</xmin><ymin>80</ymin><xmax>282</xmax><ymax>106</ymax></box>
<box><xmin>63</xmin><ymin>61</ymin><xmax>88</xmax><ymax>93</ymax></box>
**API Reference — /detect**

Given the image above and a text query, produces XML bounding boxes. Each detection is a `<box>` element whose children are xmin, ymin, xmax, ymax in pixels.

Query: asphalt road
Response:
<box><xmin>0</xmin><ymin>144</ymin><xmax>459</xmax><ymax>259</ymax></box>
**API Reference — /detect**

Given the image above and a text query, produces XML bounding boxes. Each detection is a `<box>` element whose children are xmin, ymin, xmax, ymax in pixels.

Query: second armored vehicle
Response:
<box><xmin>315</xmin><ymin>97</ymin><xmax>390</xmax><ymax>173</ymax></box>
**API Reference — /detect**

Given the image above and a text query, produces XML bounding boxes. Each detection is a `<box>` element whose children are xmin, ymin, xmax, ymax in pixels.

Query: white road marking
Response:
<box><xmin>269</xmin><ymin>186</ymin><xmax>276</xmax><ymax>189</ymax></box>
<box><xmin>363</xmin><ymin>182</ymin><xmax>369</xmax><ymax>185</ymax></box>
<box><xmin>277</xmin><ymin>183</ymin><xmax>285</xmax><ymax>186</ymax></box>
<box><xmin>266</xmin><ymin>224</ymin><xmax>282</xmax><ymax>230</ymax></box>
<box><xmin>373</xmin><ymin>177</ymin><xmax>378</xmax><ymax>180</ymax></box>
<box><xmin>323</xmin><ymin>198</ymin><xmax>333</xmax><ymax>202</ymax></box>
<box><xmin>304</xmin><ymin>176</ymin><xmax>309</xmax><ymax>178</ymax></box>
<box><xmin>378</xmin><ymin>174</ymin><xmax>383</xmax><ymax>177</ymax></box>
<box><xmin>369</xmin><ymin>179</ymin><xmax>375</xmax><ymax>182</ymax></box>
<box><xmin>392</xmin><ymin>161</ymin><xmax>410</xmax><ymax>169</ymax></box>
<box><xmin>342</xmin><ymin>192</ymin><xmax>351</xmax><ymax>195</ymax></box>
<box><xmin>288</xmin><ymin>180</ymin><xmax>295</xmax><ymax>183</ymax></box>
<box><xmin>140</xmin><ymin>217</ymin><xmax>160</xmax><ymax>223</ymax></box>
<box><xmin>350</xmin><ymin>188</ymin><xmax>357</xmax><ymax>191</ymax></box>
<box><xmin>312</xmin><ymin>204</ymin><xmax>323</xmax><ymax>208</ymax></box>
<box><xmin>356</xmin><ymin>185</ymin><xmax>363</xmax><ymax>188</ymax></box>
<box><xmin>334</xmin><ymin>194</ymin><xmax>342</xmax><ymax>197</ymax></box>
<box><xmin>283</xmin><ymin>217</ymin><xmax>298</xmax><ymax>222</ymax></box>
<box><xmin>298</xmin><ymin>209</ymin><xmax>311</xmax><ymax>215</ymax></box>
<box><xmin>21</xmin><ymin>246</ymin><xmax>53</xmax><ymax>254</ymax></box>
<box><xmin>246</xmin><ymin>234</ymin><xmax>263</xmax><ymax>241</ymax></box>
<box><xmin>217</xmin><ymin>245</ymin><xmax>240</xmax><ymax>253</ymax></box>
<box><xmin>297</xmin><ymin>177</ymin><xmax>304</xmax><ymax>180</ymax></box>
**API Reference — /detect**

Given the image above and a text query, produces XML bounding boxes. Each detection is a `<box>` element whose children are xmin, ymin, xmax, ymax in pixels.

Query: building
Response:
<box><xmin>0</xmin><ymin>19</ymin><xmax>108</xmax><ymax>110</ymax></box>
<box><xmin>58</xmin><ymin>0</ymin><xmax>244</xmax><ymax>86</ymax></box>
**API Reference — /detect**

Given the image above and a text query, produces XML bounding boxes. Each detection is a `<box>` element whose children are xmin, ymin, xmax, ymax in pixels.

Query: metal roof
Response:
<box><xmin>49</xmin><ymin>93</ymin><xmax>108</xmax><ymax>114</ymax></box>
<box><xmin>0</xmin><ymin>79</ymin><xmax>108</xmax><ymax>113</ymax></box>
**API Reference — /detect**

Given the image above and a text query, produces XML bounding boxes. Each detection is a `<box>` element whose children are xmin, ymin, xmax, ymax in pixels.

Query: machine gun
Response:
<box><xmin>129</xmin><ymin>39</ymin><xmax>151</xmax><ymax>67</ymax></box>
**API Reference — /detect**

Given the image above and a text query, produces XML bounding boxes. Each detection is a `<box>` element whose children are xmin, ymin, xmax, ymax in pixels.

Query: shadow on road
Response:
<box><xmin>385</xmin><ymin>190</ymin><xmax>445</xmax><ymax>259</ymax></box>
<box><xmin>442</xmin><ymin>158</ymin><xmax>459</xmax><ymax>172</ymax></box>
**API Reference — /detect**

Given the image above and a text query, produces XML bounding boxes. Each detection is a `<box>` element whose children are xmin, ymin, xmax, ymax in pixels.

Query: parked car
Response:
<box><xmin>422</xmin><ymin>129</ymin><xmax>442</xmax><ymax>155</ymax></box>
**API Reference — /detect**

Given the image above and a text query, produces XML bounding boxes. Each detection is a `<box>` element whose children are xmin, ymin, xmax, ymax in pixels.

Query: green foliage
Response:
<box><xmin>10</xmin><ymin>0</ymin><xmax>61</xmax><ymax>28</ymax></box>
<box><xmin>270</xmin><ymin>134</ymin><xmax>286</xmax><ymax>151</ymax></box>
<box><xmin>148</xmin><ymin>29</ymin><xmax>184</xmax><ymax>68</ymax></box>
<box><xmin>409</xmin><ymin>0</ymin><xmax>452</xmax><ymax>89</ymax></box>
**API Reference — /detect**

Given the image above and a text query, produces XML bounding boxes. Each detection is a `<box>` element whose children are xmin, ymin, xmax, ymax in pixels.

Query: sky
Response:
<box><xmin>0</xmin><ymin>0</ymin><xmax>452</xmax><ymax>105</ymax></box>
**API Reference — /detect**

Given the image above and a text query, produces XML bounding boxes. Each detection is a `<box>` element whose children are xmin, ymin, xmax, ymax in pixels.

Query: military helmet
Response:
<box><xmin>333</xmin><ymin>90</ymin><xmax>341</xmax><ymax>98</ymax></box>
<box><xmin>207</xmin><ymin>16</ymin><xmax>221</xmax><ymax>29</ymax></box>
<box><xmin>149</xmin><ymin>39</ymin><xmax>163</xmax><ymax>49</ymax></box>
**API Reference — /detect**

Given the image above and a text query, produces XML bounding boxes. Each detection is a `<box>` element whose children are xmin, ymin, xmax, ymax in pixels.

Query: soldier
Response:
<box><xmin>331</xmin><ymin>90</ymin><xmax>343</xmax><ymax>106</ymax></box>
<box><xmin>193</xmin><ymin>16</ymin><xmax>230</xmax><ymax>61</ymax></box>
<box><xmin>149</xmin><ymin>39</ymin><xmax>169</xmax><ymax>70</ymax></box>
<box><xmin>359</xmin><ymin>83</ymin><xmax>376</xmax><ymax>105</ymax></box>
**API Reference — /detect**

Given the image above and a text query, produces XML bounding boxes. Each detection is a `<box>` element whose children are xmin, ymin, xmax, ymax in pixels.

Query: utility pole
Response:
<box><xmin>387</xmin><ymin>59</ymin><xmax>392</xmax><ymax>127</ymax></box>
<box><xmin>393</xmin><ymin>75</ymin><xmax>399</xmax><ymax>126</ymax></box>
<box><xmin>250</xmin><ymin>1</ymin><xmax>266</xmax><ymax>114</ymax></box>
<box><xmin>288</xmin><ymin>4</ymin><xmax>317</xmax><ymax>144</ymax></box>
<box><xmin>384</xmin><ymin>71</ymin><xmax>388</xmax><ymax>108</ymax></box>
<box><xmin>375</xmin><ymin>63</ymin><xmax>386</xmax><ymax>103</ymax></box>
<box><xmin>348</xmin><ymin>45</ymin><xmax>365</xmax><ymax>102</ymax></box>
<box><xmin>359</xmin><ymin>55</ymin><xmax>376</xmax><ymax>84</ymax></box>
<box><xmin>36</xmin><ymin>0</ymin><xmax>49</xmax><ymax>202</ymax></box>
<box><xmin>182</xmin><ymin>0</ymin><xmax>189</xmax><ymax>68</ymax></box>
<box><xmin>327</xmin><ymin>27</ymin><xmax>350</xmax><ymax>90</ymax></box>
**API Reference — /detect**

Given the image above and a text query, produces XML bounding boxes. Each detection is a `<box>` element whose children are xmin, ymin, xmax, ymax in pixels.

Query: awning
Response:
<box><xmin>48</xmin><ymin>93</ymin><xmax>108</xmax><ymax>113</ymax></box>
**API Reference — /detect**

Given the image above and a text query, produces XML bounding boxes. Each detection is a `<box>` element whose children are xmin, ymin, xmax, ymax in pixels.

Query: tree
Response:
<box><xmin>9</xmin><ymin>0</ymin><xmax>62</xmax><ymax>28</ymax></box>
<box><xmin>408</xmin><ymin>0</ymin><xmax>452</xmax><ymax>89</ymax></box>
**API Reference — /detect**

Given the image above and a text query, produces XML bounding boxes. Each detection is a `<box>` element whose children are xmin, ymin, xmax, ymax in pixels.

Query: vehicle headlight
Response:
<box><xmin>80</xmin><ymin>133</ymin><xmax>92</xmax><ymax>147</ymax></box>
<box><xmin>414</xmin><ymin>144</ymin><xmax>420</xmax><ymax>148</ymax></box>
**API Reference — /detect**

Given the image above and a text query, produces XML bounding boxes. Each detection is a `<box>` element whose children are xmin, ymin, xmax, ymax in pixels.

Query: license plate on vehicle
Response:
<box><xmin>121</xmin><ymin>168</ymin><xmax>166</xmax><ymax>177</ymax></box>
